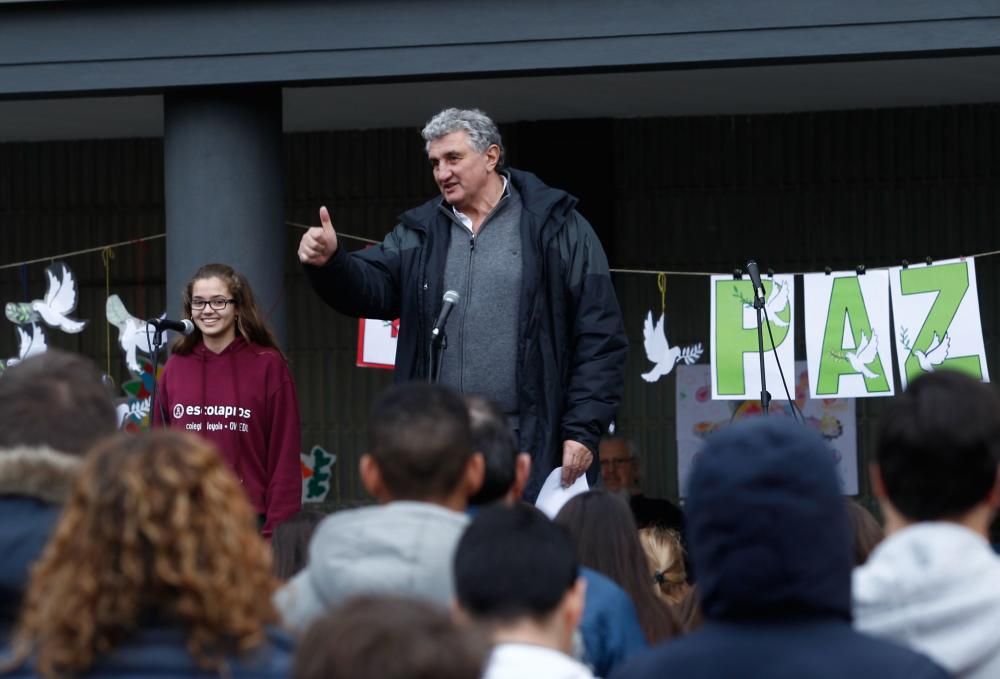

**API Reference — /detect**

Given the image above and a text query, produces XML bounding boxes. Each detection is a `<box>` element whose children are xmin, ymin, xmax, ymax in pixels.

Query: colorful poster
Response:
<box><xmin>889</xmin><ymin>257</ymin><xmax>990</xmax><ymax>390</ymax></box>
<box><xmin>710</xmin><ymin>274</ymin><xmax>795</xmax><ymax>400</ymax></box>
<box><xmin>676</xmin><ymin>362</ymin><xmax>857</xmax><ymax>497</ymax></box>
<box><xmin>803</xmin><ymin>270</ymin><xmax>894</xmax><ymax>399</ymax></box>
<box><xmin>356</xmin><ymin>318</ymin><xmax>399</xmax><ymax>369</ymax></box>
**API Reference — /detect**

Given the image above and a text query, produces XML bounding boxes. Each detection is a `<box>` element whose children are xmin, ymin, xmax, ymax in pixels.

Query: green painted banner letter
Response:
<box><xmin>715</xmin><ymin>279</ymin><xmax>790</xmax><ymax>396</ymax></box>
<box><xmin>816</xmin><ymin>277</ymin><xmax>890</xmax><ymax>395</ymax></box>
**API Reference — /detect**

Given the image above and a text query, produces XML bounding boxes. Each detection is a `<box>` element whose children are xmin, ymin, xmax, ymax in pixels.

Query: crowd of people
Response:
<box><xmin>0</xmin><ymin>108</ymin><xmax>997</xmax><ymax>678</ymax></box>
<box><xmin>0</xmin><ymin>346</ymin><xmax>997</xmax><ymax>678</ymax></box>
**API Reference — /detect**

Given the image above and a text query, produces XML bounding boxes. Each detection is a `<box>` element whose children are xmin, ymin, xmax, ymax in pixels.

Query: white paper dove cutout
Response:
<box><xmin>31</xmin><ymin>263</ymin><xmax>86</xmax><ymax>333</ymax></box>
<box><xmin>845</xmin><ymin>331</ymin><xmax>880</xmax><ymax>379</ymax></box>
<box><xmin>4</xmin><ymin>322</ymin><xmax>47</xmax><ymax>369</ymax></box>
<box><xmin>763</xmin><ymin>280</ymin><xmax>791</xmax><ymax>327</ymax></box>
<box><xmin>641</xmin><ymin>311</ymin><xmax>704</xmax><ymax>383</ymax></box>
<box><xmin>914</xmin><ymin>332</ymin><xmax>951</xmax><ymax>373</ymax></box>
<box><xmin>106</xmin><ymin>294</ymin><xmax>164</xmax><ymax>373</ymax></box>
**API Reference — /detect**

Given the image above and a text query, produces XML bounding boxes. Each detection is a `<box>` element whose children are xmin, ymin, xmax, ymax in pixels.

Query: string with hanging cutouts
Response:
<box><xmin>2</xmin><ymin>226</ymin><xmax>999</xmax><ymax>277</ymax></box>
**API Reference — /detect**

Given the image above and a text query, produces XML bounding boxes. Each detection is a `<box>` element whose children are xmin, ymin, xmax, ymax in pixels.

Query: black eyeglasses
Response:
<box><xmin>191</xmin><ymin>298</ymin><xmax>235</xmax><ymax>311</ymax></box>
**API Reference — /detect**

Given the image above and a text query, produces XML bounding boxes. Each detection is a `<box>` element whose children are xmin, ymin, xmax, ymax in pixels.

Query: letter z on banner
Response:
<box><xmin>710</xmin><ymin>274</ymin><xmax>795</xmax><ymax>400</ymax></box>
<box><xmin>889</xmin><ymin>257</ymin><xmax>990</xmax><ymax>389</ymax></box>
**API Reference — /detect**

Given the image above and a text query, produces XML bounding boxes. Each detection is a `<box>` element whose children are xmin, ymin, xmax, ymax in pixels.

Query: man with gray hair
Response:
<box><xmin>298</xmin><ymin>107</ymin><xmax>626</xmax><ymax>499</ymax></box>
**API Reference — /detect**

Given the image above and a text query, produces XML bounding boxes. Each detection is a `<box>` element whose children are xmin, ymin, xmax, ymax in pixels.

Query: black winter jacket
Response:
<box><xmin>305</xmin><ymin>169</ymin><xmax>627</xmax><ymax>499</ymax></box>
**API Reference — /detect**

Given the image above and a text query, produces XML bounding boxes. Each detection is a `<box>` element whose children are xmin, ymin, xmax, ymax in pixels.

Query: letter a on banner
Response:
<box><xmin>803</xmin><ymin>270</ymin><xmax>894</xmax><ymax>399</ymax></box>
<box><xmin>710</xmin><ymin>274</ymin><xmax>795</xmax><ymax>400</ymax></box>
<box><xmin>889</xmin><ymin>257</ymin><xmax>990</xmax><ymax>390</ymax></box>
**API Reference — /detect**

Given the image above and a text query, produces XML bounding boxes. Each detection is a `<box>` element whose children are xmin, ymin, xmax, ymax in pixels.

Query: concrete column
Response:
<box><xmin>163</xmin><ymin>87</ymin><xmax>287</xmax><ymax>348</ymax></box>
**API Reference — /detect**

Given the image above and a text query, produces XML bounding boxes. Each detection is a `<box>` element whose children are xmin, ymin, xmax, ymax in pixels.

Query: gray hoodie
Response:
<box><xmin>274</xmin><ymin>501</ymin><xmax>468</xmax><ymax>633</ymax></box>
<box><xmin>854</xmin><ymin>522</ymin><xmax>1000</xmax><ymax>679</ymax></box>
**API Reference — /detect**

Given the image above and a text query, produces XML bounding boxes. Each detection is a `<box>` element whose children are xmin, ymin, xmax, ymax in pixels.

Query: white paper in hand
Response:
<box><xmin>535</xmin><ymin>467</ymin><xmax>589</xmax><ymax>519</ymax></box>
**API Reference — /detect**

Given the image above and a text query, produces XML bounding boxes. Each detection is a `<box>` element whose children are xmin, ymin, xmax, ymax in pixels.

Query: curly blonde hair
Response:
<box><xmin>11</xmin><ymin>431</ymin><xmax>279</xmax><ymax>678</ymax></box>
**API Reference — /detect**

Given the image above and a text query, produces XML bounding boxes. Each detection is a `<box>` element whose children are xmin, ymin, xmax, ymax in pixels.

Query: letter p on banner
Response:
<box><xmin>710</xmin><ymin>274</ymin><xmax>796</xmax><ymax>400</ymax></box>
<box><xmin>889</xmin><ymin>257</ymin><xmax>990</xmax><ymax>390</ymax></box>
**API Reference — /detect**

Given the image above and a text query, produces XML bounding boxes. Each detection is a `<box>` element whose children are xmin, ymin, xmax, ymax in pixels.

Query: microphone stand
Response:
<box><xmin>752</xmin><ymin>286</ymin><xmax>771</xmax><ymax>415</ymax></box>
<box><xmin>427</xmin><ymin>331</ymin><xmax>447</xmax><ymax>384</ymax></box>
<box><xmin>147</xmin><ymin>322</ymin><xmax>170</xmax><ymax>428</ymax></box>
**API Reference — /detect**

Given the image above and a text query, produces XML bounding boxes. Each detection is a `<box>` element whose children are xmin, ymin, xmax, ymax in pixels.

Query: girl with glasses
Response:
<box><xmin>153</xmin><ymin>263</ymin><xmax>302</xmax><ymax>536</ymax></box>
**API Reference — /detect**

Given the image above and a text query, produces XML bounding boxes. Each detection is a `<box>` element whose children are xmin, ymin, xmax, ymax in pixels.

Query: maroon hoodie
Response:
<box><xmin>153</xmin><ymin>337</ymin><xmax>302</xmax><ymax>536</ymax></box>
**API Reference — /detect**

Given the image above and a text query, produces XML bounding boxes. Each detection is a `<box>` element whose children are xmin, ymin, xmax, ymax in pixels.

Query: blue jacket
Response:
<box><xmin>0</xmin><ymin>446</ymin><xmax>82</xmax><ymax>640</ymax></box>
<box><xmin>579</xmin><ymin>568</ymin><xmax>647</xmax><ymax>677</ymax></box>
<box><xmin>2</xmin><ymin>627</ymin><xmax>293</xmax><ymax>678</ymax></box>
<box><xmin>0</xmin><ymin>497</ymin><xmax>60</xmax><ymax>638</ymax></box>
<box><xmin>611</xmin><ymin>418</ymin><xmax>948</xmax><ymax>679</ymax></box>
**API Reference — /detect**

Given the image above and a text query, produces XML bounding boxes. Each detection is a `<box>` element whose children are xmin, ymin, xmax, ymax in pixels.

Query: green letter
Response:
<box><xmin>715</xmin><ymin>279</ymin><xmax>790</xmax><ymax>395</ymax></box>
<box><xmin>900</xmin><ymin>263</ymin><xmax>982</xmax><ymax>382</ymax></box>
<box><xmin>816</xmin><ymin>277</ymin><xmax>890</xmax><ymax>395</ymax></box>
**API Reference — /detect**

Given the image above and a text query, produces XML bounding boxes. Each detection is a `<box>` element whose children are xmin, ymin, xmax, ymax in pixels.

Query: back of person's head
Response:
<box><xmin>555</xmin><ymin>490</ymin><xmax>680</xmax><ymax>643</ymax></box>
<box><xmin>11</xmin><ymin>430</ymin><xmax>278</xmax><ymax>679</ymax></box>
<box><xmin>0</xmin><ymin>349</ymin><xmax>116</xmax><ymax>455</ymax></box>
<box><xmin>687</xmin><ymin>417</ymin><xmax>851</xmax><ymax>623</ymax></box>
<box><xmin>876</xmin><ymin>370</ymin><xmax>1000</xmax><ymax>521</ymax></box>
<box><xmin>293</xmin><ymin>595</ymin><xmax>488</xmax><ymax>679</ymax></box>
<box><xmin>639</xmin><ymin>526</ymin><xmax>689</xmax><ymax>605</ymax></box>
<box><xmin>845</xmin><ymin>499</ymin><xmax>883</xmax><ymax>566</ymax></box>
<box><xmin>465</xmin><ymin>395</ymin><xmax>528</xmax><ymax>506</ymax></box>
<box><xmin>455</xmin><ymin>504</ymin><xmax>579</xmax><ymax>625</ymax></box>
<box><xmin>272</xmin><ymin>509</ymin><xmax>326</xmax><ymax>580</ymax></box>
<box><xmin>365</xmin><ymin>382</ymin><xmax>478</xmax><ymax>502</ymax></box>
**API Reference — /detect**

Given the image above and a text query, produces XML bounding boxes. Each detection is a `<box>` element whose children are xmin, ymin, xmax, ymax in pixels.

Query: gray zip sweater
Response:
<box><xmin>438</xmin><ymin>181</ymin><xmax>523</xmax><ymax>417</ymax></box>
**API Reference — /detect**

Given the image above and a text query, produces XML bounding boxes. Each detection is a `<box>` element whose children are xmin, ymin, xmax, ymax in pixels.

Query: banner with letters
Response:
<box><xmin>803</xmin><ymin>270</ymin><xmax>895</xmax><ymax>399</ymax></box>
<box><xmin>889</xmin><ymin>257</ymin><xmax>990</xmax><ymax>390</ymax></box>
<box><xmin>710</xmin><ymin>274</ymin><xmax>796</xmax><ymax>400</ymax></box>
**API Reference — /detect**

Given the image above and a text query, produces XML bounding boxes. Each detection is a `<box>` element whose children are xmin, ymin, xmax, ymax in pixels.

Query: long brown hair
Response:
<box><xmin>555</xmin><ymin>490</ymin><xmax>681</xmax><ymax>644</ymax></box>
<box><xmin>173</xmin><ymin>263</ymin><xmax>284</xmax><ymax>359</ymax></box>
<box><xmin>10</xmin><ymin>431</ymin><xmax>279</xmax><ymax>678</ymax></box>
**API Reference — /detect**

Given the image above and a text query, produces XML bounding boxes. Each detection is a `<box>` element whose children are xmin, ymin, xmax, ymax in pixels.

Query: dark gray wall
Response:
<box><xmin>3</xmin><ymin>1</ymin><xmax>1000</xmax><ymax>96</ymax></box>
<box><xmin>1</xmin><ymin>104</ymin><xmax>998</xmax><ymax>508</ymax></box>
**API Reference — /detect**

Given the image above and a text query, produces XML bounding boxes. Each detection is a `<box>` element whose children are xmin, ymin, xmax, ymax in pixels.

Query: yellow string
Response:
<box><xmin>101</xmin><ymin>247</ymin><xmax>116</xmax><ymax>376</ymax></box>
<box><xmin>657</xmin><ymin>272</ymin><xmax>667</xmax><ymax>316</ymax></box>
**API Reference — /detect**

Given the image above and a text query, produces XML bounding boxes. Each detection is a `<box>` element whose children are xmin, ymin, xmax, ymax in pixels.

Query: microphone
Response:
<box><xmin>746</xmin><ymin>260</ymin><xmax>764</xmax><ymax>297</ymax></box>
<box><xmin>148</xmin><ymin>318</ymin><xmax>195</xmax><ymax>335</ymax></box>
<box><xmin>431</xmin><ymin>290</ymin><xmax>460</xmax><ymax>338</ymax></box>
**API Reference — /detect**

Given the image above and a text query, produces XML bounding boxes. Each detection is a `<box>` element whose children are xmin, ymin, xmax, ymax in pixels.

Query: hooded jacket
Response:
<box><xmin>854</xmin><ymin>522</ymin><xmax>1000</xmax><ymax>678</ymax></box>
<box><xmin>304</xmin><ymin>169</ymin><xmax>627</xmax><ymax>500</ymax></box>
<box><xmin>0</xmin><ymin>446</ymin><xmax>80</xmax><ymax>637</ymax></box>
<box><xmin>2</xmin><ymin>626</ymin><xmax>293</xmax><ymax>678</ymax></box>
<box><xmin>612</xmin><ymin>418</ymin><xmax>948</xmax><ymax>679</ymax></box>
<box><xmin>274</xmin><ymin>501</ymin><xmax>468</xmax><ymax>634</ymax></box>
<box><xmin>153</xmin><ymin>338</ymin><xmax>302</xmax><ymax>535</ymax></box>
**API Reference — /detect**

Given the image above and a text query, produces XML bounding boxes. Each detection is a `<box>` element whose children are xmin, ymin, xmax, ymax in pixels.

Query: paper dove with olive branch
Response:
<box><xmin>641</xmin><ymin>311</ymin><xmax>703</xmax><ymax>383</ymax></box>
<box><xmin>830</xmin><ymin>331</ymin><xmax>881</xmax><ymax>379</ymax></box>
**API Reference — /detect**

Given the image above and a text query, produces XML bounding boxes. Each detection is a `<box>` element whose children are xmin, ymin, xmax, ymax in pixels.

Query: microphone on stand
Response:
<box><xmin>746</xmin><ymin>260</ymin><xmax>764</xmax><ymax>299</ymax></box>
<box><xmin>431</xmin><ymin>290</ymin><xmax>460</xmax><ymax>339</ymax></box>
<box><xmin>745</xmin><ymin>260</ymin><xmax>770</xmax><ymax>415</ymax></box>
<box><xmin>147</xmin><ymin>318</ymin><xmax>196</xmax><ymax>335</ymax></box>
<box><xmin>428</xmin><ymin>290</ymin><xmax>460</xmax><ymax>384</ymax></box>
